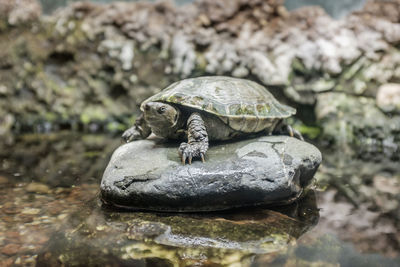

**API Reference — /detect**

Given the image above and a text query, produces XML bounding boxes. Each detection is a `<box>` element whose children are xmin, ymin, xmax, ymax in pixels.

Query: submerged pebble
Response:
<box><xmin>26</xmin><ymin>182</ymin><xmax>50</xmax><ymax>194</ymax></box>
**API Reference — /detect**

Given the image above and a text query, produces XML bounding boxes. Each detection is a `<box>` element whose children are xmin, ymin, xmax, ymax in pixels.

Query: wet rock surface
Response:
<box><xmin>100</xmin><ymin>136</ymin><xmax>322</xmax><ymax>211</ymax></box>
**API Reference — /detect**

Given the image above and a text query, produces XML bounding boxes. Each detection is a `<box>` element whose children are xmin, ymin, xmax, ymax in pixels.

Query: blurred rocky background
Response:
<box><xmin>1</xmin><ymin>0</ymin><xmax>399</xmax><ymax>159</ymax></box>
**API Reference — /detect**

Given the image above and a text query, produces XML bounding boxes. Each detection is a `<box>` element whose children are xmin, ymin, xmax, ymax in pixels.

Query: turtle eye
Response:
<box><xmin>158</xmin><ymin>106</ymin><xmax>166</xmax><ymax>114</ymax></box>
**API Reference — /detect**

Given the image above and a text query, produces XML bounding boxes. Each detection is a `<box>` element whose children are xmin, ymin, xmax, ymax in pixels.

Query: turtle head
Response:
<box><xmin>142</xmin><ymin>101</ymin><xmax>180</xmax><ymax>136</ymax></box>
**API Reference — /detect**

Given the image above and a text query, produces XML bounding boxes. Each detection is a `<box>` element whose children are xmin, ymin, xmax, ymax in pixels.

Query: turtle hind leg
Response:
<box><xmin>179</xmin><ymin>113</ymin><xmax>209</xmax><ymax>165</ymax></box>
<box><xmin>273</xmin><ymin>120</ymin><xmax>304</xmax><ymax>141</ymax></box>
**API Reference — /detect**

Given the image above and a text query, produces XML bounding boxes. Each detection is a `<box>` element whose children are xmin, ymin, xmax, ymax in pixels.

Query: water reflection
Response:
<box><xmin>285</xmin><ymin>0</ymin><xmax>366</xmax><ymax>18</ymax></box>
<box><xmin>34</xmin><ymin>191</ymin><xmax>319</xmax><ymax>266</ymax></box>
<box><xmin>0</xmin><ymin>133</ymin><xmax>399</xmax><ymax>266</ymax></box>
<box><xmin>39</xmin><ymin>0</ymin><xmax>367</xmax><ymax>18</ymax></box>
<box><xmin>39</xmin><ymin>0</ymin><xmax>196</xmax><ymax>14</ymax></box>
<box><xmin>0</xmin><ymin>132</ymin><xmax>120</xmax><ymax>186</ymax></box>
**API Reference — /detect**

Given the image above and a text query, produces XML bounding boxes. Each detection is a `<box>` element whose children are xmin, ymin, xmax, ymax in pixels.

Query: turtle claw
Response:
<box><xmin>200</xmin><ymin>153</ymin><xmax>205</xmax><ymax>163</ymax></box>
<box><xmin>294</xmin><ymin>129</ymin><xmax>304</xmax><ymax>141</ymax></box>
<box><xmin>179</xmin><ymin>142</ymin><xmax>206</xmax><ymax>165</ymax></box>
<box><xmin>179</xmin><ymin>113</ymin><xmax>209</xmax><ymax>165</ymax></box>
<box><xmin>181</xmin><ymin>153</ymin><xmax>187</xmax><ymax>165</ymax></box>
<box><xmin>274</xmin><ymin>122</ymin><xmax>304</xmax><ymax>141</ymax></box>
<box><xmin>286</xmin><ymin>125</ymin><xmax>294</xmax><ymax>138</ymax></box>
<box><xmin>287</xmin><ymin>125</ymin><xmax>304</xmax><ymax>141</ymax></box>
<box><xmin>122</xmin><ymin>127</ymin><xmax>142</xmax><ymax>142</ymax></box>
<box><xmin>180</xmin><ymin>152</ymin><xmax>193</xmax><ymax>165</ymax></box>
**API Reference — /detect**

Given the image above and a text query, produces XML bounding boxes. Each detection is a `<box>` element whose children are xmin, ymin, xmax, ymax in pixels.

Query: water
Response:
<box><xmin>1</xmin><ymin>133</ymin><xmax>399</xmax><ymax>266</ymax></box>
<box><xmin>285</xmin><ymin>0</ymin><xmax>366</xmax><ymax>18</ymax></box>
<box><xmin>40</xmin><ymin>0</ymin><xmax>367</xmax><ymax>18</ymax></box>
<box><xmin>39</xmin><ymin>0</ymin><xmax>196</xmax><ymax>14</ymax></box>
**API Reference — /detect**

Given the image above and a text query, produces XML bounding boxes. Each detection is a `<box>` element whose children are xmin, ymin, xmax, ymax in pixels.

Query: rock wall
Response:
<box><xmin>0</xmin><ymin>0</ymin><xmax>41</xmax><ymax>28</ymax></box>
<box><xmin>0</xmin><ymin>0</ymin><xmax>399</xmax><ymax>158</ymax></box>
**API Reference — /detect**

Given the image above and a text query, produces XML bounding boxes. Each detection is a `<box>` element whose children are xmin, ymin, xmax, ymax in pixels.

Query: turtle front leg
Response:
<box><xmin>122</xmin><ymin>113</ymin><xmax>151</xmax><ymax>142</ymax></box>
<box><xmin>179</xmin><ymin>113</ymin><xmax>209</xmax><ymax>165</ymax></box>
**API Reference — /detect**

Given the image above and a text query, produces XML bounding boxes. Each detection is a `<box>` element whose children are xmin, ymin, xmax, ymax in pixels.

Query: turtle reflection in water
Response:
<box><xmin>123</xmin><ymin>76</ymin><xmax>303</xmax><ymax>164</ymax></box>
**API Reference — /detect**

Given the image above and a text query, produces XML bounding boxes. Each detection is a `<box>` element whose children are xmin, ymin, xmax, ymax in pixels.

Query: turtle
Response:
<box><xmin>122</xmin><ymin>76</ymin><xmax>303</xmax><ymax>164</ymax></box>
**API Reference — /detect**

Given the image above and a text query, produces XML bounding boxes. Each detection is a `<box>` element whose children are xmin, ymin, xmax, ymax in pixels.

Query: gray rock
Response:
<box><xmin>100</xmin><ymin>136</ymin><xmax>322</xmax><ymax>212</ymax></box>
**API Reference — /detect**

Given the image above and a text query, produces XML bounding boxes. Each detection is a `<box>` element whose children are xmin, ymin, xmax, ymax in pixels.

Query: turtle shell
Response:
<box><xmin>141</xmin><ymin>76</ymin><xmax>296</xmax><ymax>133</ymax></box>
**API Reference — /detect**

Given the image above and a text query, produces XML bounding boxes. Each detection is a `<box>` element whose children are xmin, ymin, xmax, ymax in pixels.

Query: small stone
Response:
<box><xmin>33</xmin><ymin>235</ymin><xmax>50</xmax><ymax>245</ymax></box>
<box><xmin>232</xmin><ymin>66</ymin><xmax>249</xmax><ymax>78</ymax></box>
<box><xmin>26</xmin><ymin>182</ymin><xmax>50</xmax><ymax>194</ymax></box>
<box><xmin>0</xmin><ymin>85</ymin><xmax>8</xmax><ymax>95</ymax></box>
<box><xmin>21</xmin><ymin>208</ymin><xmax>41</xmax><ymax>215</ymax></box>
<box><xmin>100</xmin><ymin>136</ymin><xmax>321</xmax><ymax>212</ymax></box>
<box><xmin>1</xmin><ymin>243</ymin><xmax>21</xmax><ymax>256</ymax></box>
<box><xmin>0</xmin><ymin>257</ymin><xmax>14</xmax><ymax>267</ymax></box>
<box><xmin>57</xmin><ymin>214</ymin><xmax>68</xmax><ymax>220</ymax></box>
<box><xmin>0</xmin><ymin>175</ymin><xmax>9</xmax><ymax>184</ymax></box>
<box><xmin>127</xmin><ymin>221</ymin><xmax>169</xmax><ymax>240</ymax></box>
<box><xmin>48</xmin><ymin>203</ymin><xmax>64</xmax><ymax>215</ymax></box>
<box><xmin>19</xmin><ymin>215</ymin><xmax>34</xmax><ymax>223</ymax></box>
<box><xmin>2</xmin><ymin>202</ymin><xmax>19</xmax><ymax>214</ymax></box>
<box><xmin>96</xmin><ymin>225</ymin><xmax>106</xmax><ymax>231</ymax></box>
<box><xmin>376</xmin><ymin>83</ymin><xmax>400</xmax><ymax>113</ymax></box>
<box><xmin>5</xmin><ymin>231</ymin><xmax>21</xmax><ymax>240</ymax></box>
